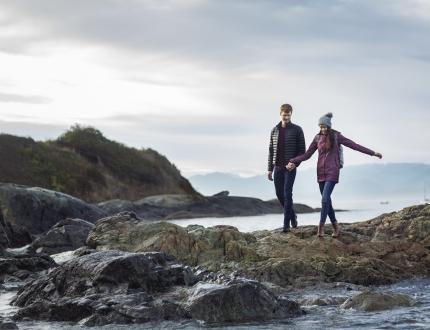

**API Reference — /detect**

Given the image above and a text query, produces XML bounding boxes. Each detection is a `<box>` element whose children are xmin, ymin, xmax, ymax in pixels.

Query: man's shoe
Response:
<box><xmin>291</xmin><ymin>214</ymin><xmax>298</xmax><ymax>228</ymax></box>
<box><xmin>282</xmin><ymin>227</ymin><xmax>291</xmax><ymax>233</ymax></box>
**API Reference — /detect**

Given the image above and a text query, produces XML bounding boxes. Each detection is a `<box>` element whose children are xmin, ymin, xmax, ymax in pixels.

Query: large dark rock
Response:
<box><xmin>0</xmin><ymin>317</ymin><xmax>18</xmax><ymax>330</ymax></box>
<box><xmin>0</xmin><ymin>253</ymin><xmax>57</xmax><ymax>282</ymax></box>
<box><xmin>31</xmin><ymin>218</ymin><xmax>95</xmax><ymax>255</ymax></box>
<box><xmin>13</xmin><ymin>250</ymin><xmax>193</xmax><ymax>304</ymax></box>
<box><xmin>0</xmin><ymin>183</ymin><xmax>106</xmax><ymax>247</ymax></box>
<box><xmin>12</xmin><ymin>250</ymin><xmax>196</xmax><ymax>324</ymax></box>
<box><xmin>12</xmin><ymin>250</ymin><xmax>301</xmax><ymax>326</ymax></box>
<box><xmin>186</xmin><ymin>280</ymin><xmax>302</xmax><ymax>323</ymax></box>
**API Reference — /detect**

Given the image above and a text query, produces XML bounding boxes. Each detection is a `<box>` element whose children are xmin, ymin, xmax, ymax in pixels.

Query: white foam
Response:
<box><xmin>51</xmin><ymin>250</ymin><xmax>76</xmax><ymax>264</ymax></box>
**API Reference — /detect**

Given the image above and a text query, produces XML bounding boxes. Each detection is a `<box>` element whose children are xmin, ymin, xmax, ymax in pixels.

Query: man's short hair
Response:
<box><xmin>280</xmin><ymin>104</ymin><xmax>293</xmax><ymax>113</ymax></box>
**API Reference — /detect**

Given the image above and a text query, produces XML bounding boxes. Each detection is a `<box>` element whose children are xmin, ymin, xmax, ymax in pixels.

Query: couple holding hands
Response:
<box><xmin>267</xmin><ymin>104</ymin><xmax>382</xmax><ymax>238</ymax></box>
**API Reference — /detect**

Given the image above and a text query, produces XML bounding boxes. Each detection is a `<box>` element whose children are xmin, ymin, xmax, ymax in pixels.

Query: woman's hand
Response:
<box><xmin>374</xmin><ymin>152</ymin><xmax>382</xmax><ymax>159</ymax></box>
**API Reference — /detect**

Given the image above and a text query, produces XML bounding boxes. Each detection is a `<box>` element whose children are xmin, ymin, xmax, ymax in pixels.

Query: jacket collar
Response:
<box><xmin>276</xmin><ymin>121</ymin><xmax>292</xmax><ymax>128</ymax></box>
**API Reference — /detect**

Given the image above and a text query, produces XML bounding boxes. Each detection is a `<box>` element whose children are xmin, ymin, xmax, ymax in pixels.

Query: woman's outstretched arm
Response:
<box><xmin>290</xmin><ymin>138</ymin><xmax>318</xmax><ymax>165</ymax></box>
<box><xmin>338</xmin><ymin>133</ymin><xmax>381</xmax><ymax>157</ymax></box>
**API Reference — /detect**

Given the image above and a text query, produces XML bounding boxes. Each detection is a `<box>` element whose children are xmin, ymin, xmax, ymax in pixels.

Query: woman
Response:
<box><xmin>287</xmin><ymin>113</ymin><xmax>382</xmax><ymax>238</ymax></box>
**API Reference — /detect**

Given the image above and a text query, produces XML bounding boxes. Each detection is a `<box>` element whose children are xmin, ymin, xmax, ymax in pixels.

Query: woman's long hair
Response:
<box><xmin>320</xmin><ymin>127</ymin><xmax>336</xmax><ymax>150</ymax></box>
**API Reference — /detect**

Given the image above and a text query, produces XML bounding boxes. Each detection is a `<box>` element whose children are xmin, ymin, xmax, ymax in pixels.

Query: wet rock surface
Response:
<box><xmin>88</xmin><ymin>204</ymin><xmax>430</xmax><ymax>288</ymax></box>
<box><xmin>12</xmin><ymin>251</ymin><xmax>194</xmax><ymax>324</ymax></box>
<box><xmin>0</xmin><ymin>253</ymin><xmax>56</xmax><ymax>283</ymax></box>
<box><xmin>186</xmin><ymin>280</ymin><xmax>302</xmax><ymax>323</ymax></box>
<box><xmin>300</xmin><ymin>296</ymin><xmax>347</xmax><ymax>306</ymax></box>
<box><xmin>0</xmin><ymin>317</ymin><xmax>18</xmax><ymax>330</ymax></box>
<box><xmin>341</xmin><ymin>290</ymin><xmax>414</xmax><ymax>311</ymax></box>
<box><xmin>30</xmin><ymin>218</ymin><xmax>95</xmax><ymax>255</ymax></box>
<box><xmin>1</xmin><ymin>183</ymin><xmax>428</xmax><ymax>328</ymax></box>
<box><xmin>0</xmin><ymin>183</ymin><xmax>106</xmax><ymax>247</ymax></box>
<box><xmin>12</xmin><ymin>250</ymin><xmax>301</xmax><ymax>326</ymax></box>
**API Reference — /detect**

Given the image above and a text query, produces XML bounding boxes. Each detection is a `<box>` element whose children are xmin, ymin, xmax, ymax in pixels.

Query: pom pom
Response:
<box><xmin>325</xmin><ymin>112</ymin><xmax>333</xmax><ymax>118</ymax></box>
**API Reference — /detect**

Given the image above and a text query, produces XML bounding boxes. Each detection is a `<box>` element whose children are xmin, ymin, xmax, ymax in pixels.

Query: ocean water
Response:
<box><xmin>168</xmin><ymin>198</ymin><xmax>423</xmax><ymax>232</ymax></box>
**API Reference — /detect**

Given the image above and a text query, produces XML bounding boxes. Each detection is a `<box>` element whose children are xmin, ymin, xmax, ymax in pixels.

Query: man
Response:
<box><xmin>267</xmin><ymin>104</ymin><xmax>306</xmax><ymax>232</ymax></box>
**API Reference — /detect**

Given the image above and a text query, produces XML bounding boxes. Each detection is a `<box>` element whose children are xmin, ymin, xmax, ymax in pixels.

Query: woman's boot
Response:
<box><xmin>317</xmin><ymin>223</ymin><xmax>324</xmax><ymax>238</ymax></box>
<box><xmin>332</xmin><ymin>222</ymin><xmax>340</xmax><ymax>238</ymax></box>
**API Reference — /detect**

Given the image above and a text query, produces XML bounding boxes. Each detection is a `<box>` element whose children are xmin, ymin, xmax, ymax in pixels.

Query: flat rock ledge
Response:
<box><xmin>96</xmin><ymin>193</ymin><xmax>317</xmax><ymax>220</ymax></box>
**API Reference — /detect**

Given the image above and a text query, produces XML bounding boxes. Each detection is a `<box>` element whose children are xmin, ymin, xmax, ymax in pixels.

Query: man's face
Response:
<box><xmin>280</xmin><ymin>111</ymin><xmax>292</xmax><ymax>123</ymax></box>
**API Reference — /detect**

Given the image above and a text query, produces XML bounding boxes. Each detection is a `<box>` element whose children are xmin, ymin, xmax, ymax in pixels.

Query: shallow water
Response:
<box><xmin>2</xmin><ymin>278</ymin><xmax>429</xmax><ymax>329</ymax></box>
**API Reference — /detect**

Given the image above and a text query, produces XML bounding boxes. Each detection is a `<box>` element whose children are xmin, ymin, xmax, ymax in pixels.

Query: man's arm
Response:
<box><xmin>267</xmin><ymin>130</ymin><xmax>274</xmax><ymax>180</ymax></box>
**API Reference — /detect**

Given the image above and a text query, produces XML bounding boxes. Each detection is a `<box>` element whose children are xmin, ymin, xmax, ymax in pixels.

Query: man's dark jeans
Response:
<box><xmin>274</xmin><ymin>166</ymin><xmax>296</xmax><ymax>230</ymax></box>
<box><xmin>318</xmin><ymin>181</ymin><xmax>337</xmax><ymax>225</ymax></box>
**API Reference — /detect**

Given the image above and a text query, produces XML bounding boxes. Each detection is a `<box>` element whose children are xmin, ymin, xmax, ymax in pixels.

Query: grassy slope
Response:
<box><xmin>0</xmin><ymin>125</ymin><xmax>196</xmax><ymax>202</ymax></box>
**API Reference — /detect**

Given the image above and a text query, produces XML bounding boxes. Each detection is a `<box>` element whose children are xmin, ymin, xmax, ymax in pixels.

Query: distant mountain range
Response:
<box><xmin>189</xmin><ymin>163</ymin><xmax>430</xmax><ymax>202</ymax></box>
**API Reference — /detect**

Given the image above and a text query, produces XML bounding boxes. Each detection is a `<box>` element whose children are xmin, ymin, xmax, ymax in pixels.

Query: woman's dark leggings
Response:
<box><xmin>319</xmin><ymin>181</ymin><xmax>337</xmax><ymax>225</ymax></box>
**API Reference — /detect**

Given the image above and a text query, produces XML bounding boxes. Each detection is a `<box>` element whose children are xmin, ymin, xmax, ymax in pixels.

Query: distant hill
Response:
<box><xmin>0</xmin><ymin>125</ymin><xmax>197</xmax><ymax>202</ymax></box>
<box><xmin>189</xmin><ymin>163</ymin><xmax>430</xmax><ymax>202</ymax></box>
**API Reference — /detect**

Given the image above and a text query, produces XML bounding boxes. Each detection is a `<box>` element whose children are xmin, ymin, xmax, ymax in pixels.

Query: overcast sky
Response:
<box><xmin>0</xmin><ymin>0</ymin><xmax>429</xmax><ymax>176</ymax></box>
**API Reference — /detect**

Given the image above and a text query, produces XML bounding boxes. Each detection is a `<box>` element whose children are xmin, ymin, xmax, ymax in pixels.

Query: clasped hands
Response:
<box><xmin>286</xmin><ymin>162</ymin><xmax>296</xmax><ymax>171</ymax></box>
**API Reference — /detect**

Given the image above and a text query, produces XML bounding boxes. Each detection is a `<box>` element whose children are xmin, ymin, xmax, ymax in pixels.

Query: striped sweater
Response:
<box><xmin>267</xmin><ymin>122</ymin><xmax>306</xmax><ymax>172</ymax></box>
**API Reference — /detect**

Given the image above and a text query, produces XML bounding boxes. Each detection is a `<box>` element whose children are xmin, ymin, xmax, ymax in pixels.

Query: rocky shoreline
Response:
<box><xmin>96</xmin><ymin>191</ymin><xmax>319</xmax><ymax>220</ymax></box>
<box><xmin>0</xmin><ymin>183</ymin><xmax>317</xmax><ymax>249</ymax></box>
<box><xmin>86</xmin><ymin>205</ymin><xmax>430</xmax><ymax>288</ymax></box>
<box><xmin>0</xmin><ymin>182</ymin><xmax>429</xmax><ymax>328</ymax></box>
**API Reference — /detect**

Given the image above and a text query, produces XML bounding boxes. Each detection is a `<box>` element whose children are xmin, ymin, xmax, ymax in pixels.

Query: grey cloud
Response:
<box><xmin>126</xmin><ymin>76</ymin><xmax>196</xmax><ymax>88</ymax></box>
<box><xmin>0</xmin><ymin>1</ymin><xmax>429</xmax><ymax>174</ymax></box>
<box><xmin>0</xmin><ymin>0</ymin><xmax>429</xmax><ymax>68</ymax></box>
<box><xmin>0</xmin><ymin>120</ymin><xmax>67</xmax><ymax>140</ymax></box>
<box><xmin>100</xmin><ymin>113</ymin><xmax>257</xmax><ymax>137</ymax></box>
<box><xmin>412</xmin><ymin>53</ymin><xmax>430</xmax><ymax>63</ymax></box>
<box><xmin>0</xmin><ymin>92</ymin><xmax>52</xmax><ymax>104</ymax></box>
